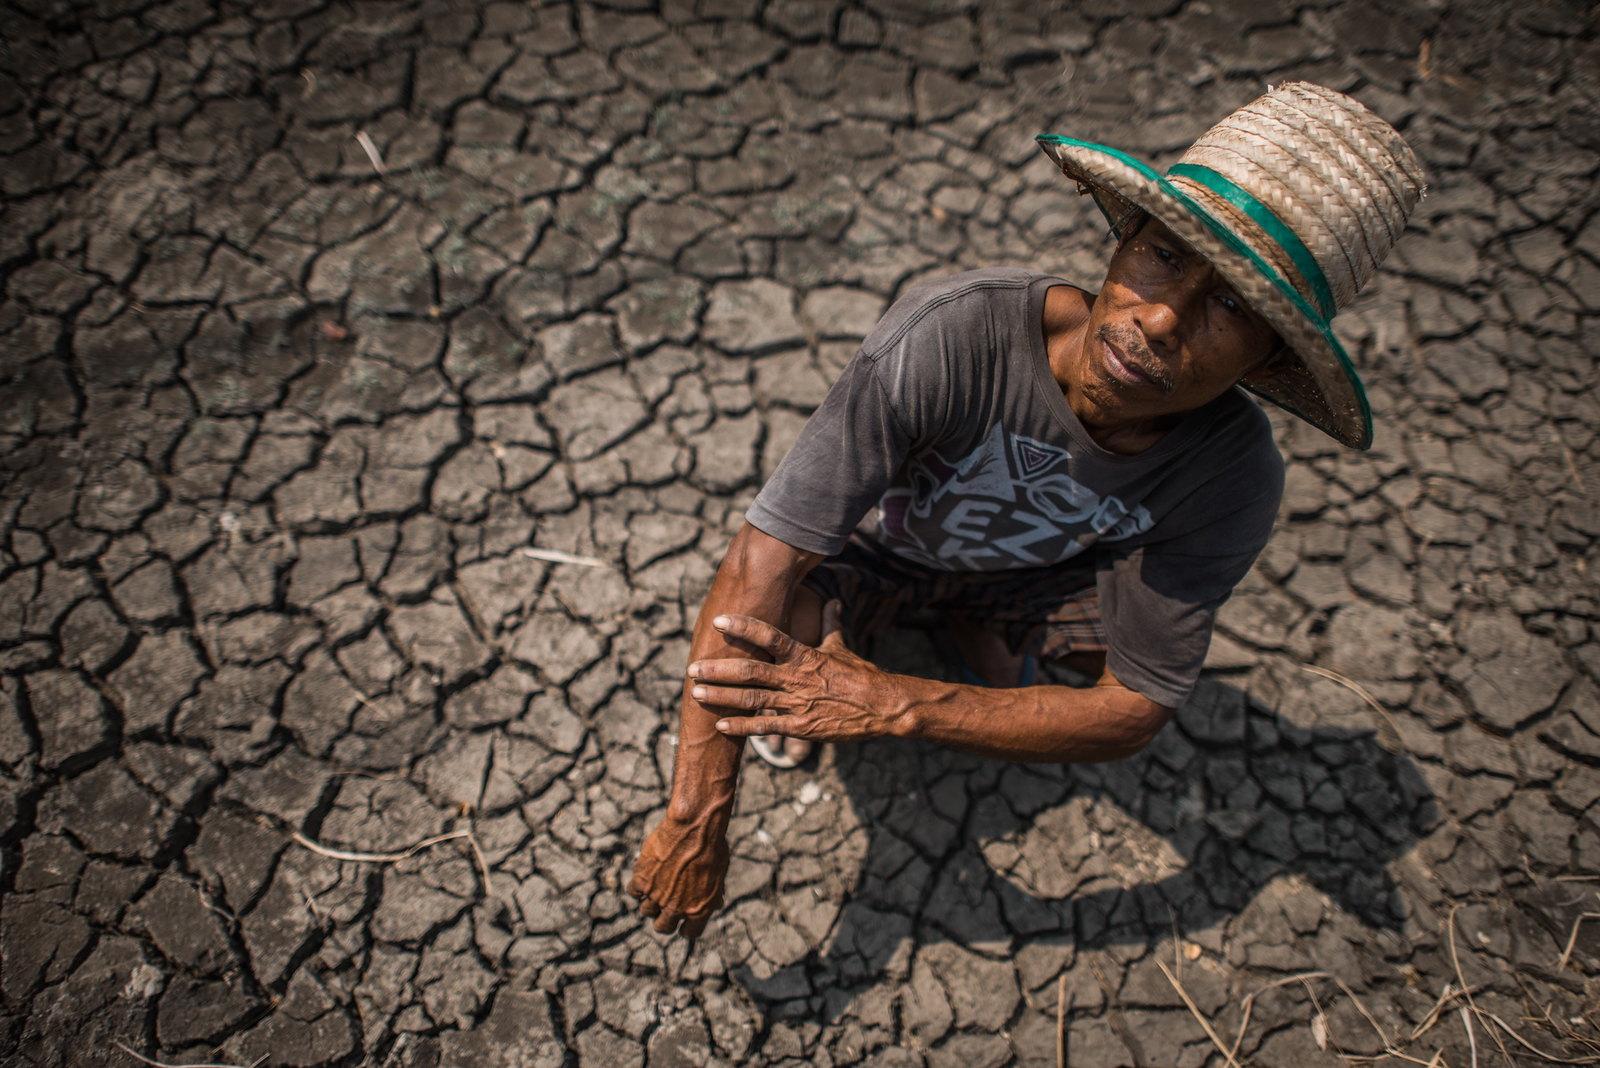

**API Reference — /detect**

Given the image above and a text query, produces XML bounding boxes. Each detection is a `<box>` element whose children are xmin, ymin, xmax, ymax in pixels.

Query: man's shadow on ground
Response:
<box><xmin>732</xmin><ymin>625</ymin><xmax>1438</xmax><ymax>1013</ymax></box>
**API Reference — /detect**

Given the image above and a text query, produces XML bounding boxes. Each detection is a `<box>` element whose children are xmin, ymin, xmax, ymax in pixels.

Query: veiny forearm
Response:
<box><xmin>893</xmin><ymin>672</ymin><xmax>1172</xmax><ymax>764</ymax></box>
<box><xmin>665</xmin><ymin>524</ymin><xmax>821</xmax><ymax>823</ymax></box>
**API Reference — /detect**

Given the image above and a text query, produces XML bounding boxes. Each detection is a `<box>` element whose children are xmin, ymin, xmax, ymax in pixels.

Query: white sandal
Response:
<box><xmin>748</xmin><ymin>734</ymin><xmax>803</xmax><ymax>769</ymax></box>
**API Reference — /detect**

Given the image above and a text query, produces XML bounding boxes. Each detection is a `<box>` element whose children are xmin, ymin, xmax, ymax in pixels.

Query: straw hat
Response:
<box><xmin>1036</xmin><ymin>82</ymin><xmax>1426</xmax><ymax>450</ymax></box>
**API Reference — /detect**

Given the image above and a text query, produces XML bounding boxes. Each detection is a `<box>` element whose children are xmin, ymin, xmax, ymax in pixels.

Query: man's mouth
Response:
<box><xmin>1098</xmin><ymin>331</ymin><xmax>1171</xmax><ymax>392</ymax></box>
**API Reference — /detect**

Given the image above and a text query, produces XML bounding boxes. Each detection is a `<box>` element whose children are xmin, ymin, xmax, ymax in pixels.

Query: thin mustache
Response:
<box><xmin>1099</xmin><ymin>325</ymin><xmax>1175</xmax><ymax>392</ymax></box>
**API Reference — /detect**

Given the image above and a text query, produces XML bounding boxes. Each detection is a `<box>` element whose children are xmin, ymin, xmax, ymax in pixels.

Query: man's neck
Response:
<box><xmin>1042</xmin><ymin>285</ymin><xmax>1181</xmax><ymax>456</ymax></box>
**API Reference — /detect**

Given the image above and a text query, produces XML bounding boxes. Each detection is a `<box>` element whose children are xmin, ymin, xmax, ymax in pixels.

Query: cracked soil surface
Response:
<box><xmin>2</xmin><ymin>0</ymin><xmax>1598</xmax><ymax>1064</ymax></box>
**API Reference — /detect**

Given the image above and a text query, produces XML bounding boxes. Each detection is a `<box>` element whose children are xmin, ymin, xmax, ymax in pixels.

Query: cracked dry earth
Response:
<box><xmin>2</xmin><ymin>0</ymin><xmax>1598</xmax><ymax>1065</ymax></box>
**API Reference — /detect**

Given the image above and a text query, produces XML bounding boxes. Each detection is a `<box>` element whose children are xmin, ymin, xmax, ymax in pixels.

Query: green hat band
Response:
<box><xmin>1166</xmin><ymin>163</ymin><xmax>1338</xmax><ymax>321</ymax></box>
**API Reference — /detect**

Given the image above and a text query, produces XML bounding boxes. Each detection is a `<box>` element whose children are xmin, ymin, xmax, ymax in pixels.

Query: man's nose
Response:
<box><xmin>1134</xmin><ymin>277</ymin><xmax>1205</xmax><ymax>351</ymax></box>
<box><xmin>1133</xmin><ymin>298</ymin><xmax>1182</xmax><ymax>350</ymax></box>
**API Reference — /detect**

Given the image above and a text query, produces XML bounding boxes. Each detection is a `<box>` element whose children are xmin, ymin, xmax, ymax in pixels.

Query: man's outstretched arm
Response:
<box><xmin>689</xmin><ymin>610</ymin><xmax>1174</xmax><ymax>765</ymax></box>
<box><xmin>628</xmin><ymin>522</ymin><xmax>824</xmax><ymax>937</ymax></box>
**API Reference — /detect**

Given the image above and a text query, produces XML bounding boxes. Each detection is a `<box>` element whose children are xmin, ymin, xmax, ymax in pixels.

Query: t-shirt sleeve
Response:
<box><xmin>743</xmin><ymin>295</ymin><xmax>960</xmax><ymax>554</ymax></box>
<box><xmin>743</xmin><ymin>355</ymin><xmax>913</xmax><ymax>555</ymax></box>
<box><xmin>1097</xmin><ymin>421</ymin><xmax>1286</xmax><ymax>708</ymax></box>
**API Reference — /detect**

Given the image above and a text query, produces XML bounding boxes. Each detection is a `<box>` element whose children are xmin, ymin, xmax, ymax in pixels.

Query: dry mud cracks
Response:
<box><xmin>1</xmin><ymin>0</ymin><xmax>1597</xmax><ymax>1064</ymax></box>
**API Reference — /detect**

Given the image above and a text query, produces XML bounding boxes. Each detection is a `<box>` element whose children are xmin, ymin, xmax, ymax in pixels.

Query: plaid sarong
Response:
<box><xmin>799</xmin><ymin>530</ymin><xmax>1108</xmax><ymax>662</ymax></box>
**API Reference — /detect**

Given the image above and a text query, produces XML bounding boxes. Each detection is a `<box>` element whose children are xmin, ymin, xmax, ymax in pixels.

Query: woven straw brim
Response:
<box><xmin>1037</xmin><ymin>135</ymin><xmax>1373</xmax><ymax>450</ymax></box>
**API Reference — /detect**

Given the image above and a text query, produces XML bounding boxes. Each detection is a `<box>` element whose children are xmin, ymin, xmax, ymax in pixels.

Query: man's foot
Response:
<box><xmin>751</xmin><ymin>733</ymin><xmax>812</xmax><ymax>769</ymax></box>
<box><xmin>942</xmin><ymin>620</ymin><xmax>1033</xmax><ymax>687</ymax></box>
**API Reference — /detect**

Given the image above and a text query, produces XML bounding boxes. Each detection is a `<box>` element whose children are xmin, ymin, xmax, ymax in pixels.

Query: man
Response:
<box><xmin>630</xmin><ymin>82</ymin><xmax>1425</xmax><ymax>937</ymax></box>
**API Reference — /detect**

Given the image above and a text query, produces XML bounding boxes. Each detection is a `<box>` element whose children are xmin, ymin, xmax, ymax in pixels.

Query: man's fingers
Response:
<box><xmin>716</xmin><ymin>716</ymin><xmax>791</xmax><ymax>737</ymax></box>
<box><xmin>691</xmin><ymin>684</ymin><xmax>780</xmax><ymax>712</ymax></box>
<box><xmin>640</xmin><ymin>897</ymin><xmax>661</xmax><ymax>917</ymax></box>
<box><xmin>687</xmin><ymin>657</ymin><xmax>783</xmax><ymax>687</ymax></box>
<box><xmin>819</xmin><ymin>597</ymin><xmax>847</xmax><ymax>651</ymax></box>
<box><xmin>653</xmin><ymin>910</ymin><xmax>682</xmax><ymax>934</ymax></box>
<box><xmin>627</xmin><ymin>860</ymin><xmax>654</xmax><ymax>899</ymax></box>
<box><xmin>711</xmin><ymin>613</ymin><xmax>799</xmax><ymax>660</ymax></box>
<box><xmin>823</xmin><ymin>598</ymin><xmax>843</xmax><ymax>636</ymax></box>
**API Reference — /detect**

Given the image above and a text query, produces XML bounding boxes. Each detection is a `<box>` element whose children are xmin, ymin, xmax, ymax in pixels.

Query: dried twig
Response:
<box><xmin>521</xmin><ymin>546</ymin><xmax>608</xmax><ymax>568</ymax></box>
<box><xmin>1056</xmin><ymin>973</ymin><xmax>1069</xmax><ymax>1068</ymax></box>
<box><xmin>1327</xmin><ymin>974</ymin><xmax>1397</xmax><ymax>1052</ymax></box>
<box><xmin>1552</xmin><ymin>427</ymin><xmax>1587</xmax><ymax>495</ymax></box>
<box><xmin>291</xmin><ymin>828</ymin><xmax>470</xmax><ymax>864</ymax></box>
<box><xmin>1447</xmin><ymin>905</ymin><xmax>1512</xmax><ymax>1065</ymax></box>
<box><xmin>1481</xmin><ymin>1010</ymin><xmax>1600</xmax><ymax>1065</ymax></box>
<box><xmin>1460</xmin><ymin>1004</ymin><xmax>1479</xmax><ymax>1068</ymax></box>
<box><xmin>1555</xmin><ymin>912</ymin><xmax>1600</xmax><ymax>971</ymax></box>
<box><xmin>1297</xmin><ymin>664</ymin><xmax>1407</xmax><ymax>752</ymax></box>
<box><xmin>195</xmin><ymin>885</ymin><xmax>236</xmax><ymax>926</ymax></box>
<box><xmin>1303</xmin><ymin>978</ymin><xmax>1337</xmax><ymax>1055</ymax></box>
<box><xmin>327</xmin><ymin>766</ymin><xmax>406</xmax><ymax>781</ymax></box>
<box><xmin>290</xmin><ymin>827</ymin><xmax>497</xmax><ymax>900</ymax></box>
<box><xmin>299</xmin><ymin>885</ymin><xmax>323</xmax><ymax>923</ymax></box>
<box><xmin>1227</xmin><ymin>971</ymin><xmax>1331</xmax><ymax>1063</ymax></box>
<box><xmin>465</xmin><ymin>831</ymin><xmax>495</xmax><ymax>897</ymax></box>
<box><xmin>1304</xmin><ymin>978</ymin><xmax>1448</xmax><ymax>1065</ymax></box>
<box><xmin>1230</xmin><ymin>972</ymin><xmax>1442</xmax><ymax>1068</ymax></box>
<box><xmin>1157</xmin><ymin>959</ymin><xmax>1242</xmax><ymax>1068</ymax></box>
<box><xmin>1410</xmin><ymin>983</ymin><xmax>1488</xmax><ymax>1042</ymax></box>
<box><xmin>1341</xmin><ymin>1050</ymin><xmax>1450</xmax><ymax>1066</ymax></box>
<box><xmin>354</xmin><ymin>130</ymin><xmax>385</xmax><ymax>174</ymax></box>
<box><xmin>112</xmin><ymin>1041</ymin><xmax>265</xmax><ymax>1068</ymax></box>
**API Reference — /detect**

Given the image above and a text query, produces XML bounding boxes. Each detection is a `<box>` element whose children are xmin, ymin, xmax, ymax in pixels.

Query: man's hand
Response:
<box><xmin>628</xmin><ymin>809</ymin><xmax>728</xmax><ymax>937</ymax></box>
<box><xmin>688</xmin><ymin>600</ymin><xmax>918</xmax><ymax>743</ymax></box>
<box><xmin>627</xmin><ymin>522</ymin><xmax>826</xmax><ymax>940</ymax></box>
<box><xmin>693</xmin><ymin>595</ymin><xmax>1174</xmax><ymax>765</ymax></box>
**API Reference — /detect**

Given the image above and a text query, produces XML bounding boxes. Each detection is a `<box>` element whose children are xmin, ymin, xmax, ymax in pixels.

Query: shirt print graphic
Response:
<box><xmin>876</xmin><ymin>422</ymin><xmax>1154</xmax><ymax>570</ymax></box>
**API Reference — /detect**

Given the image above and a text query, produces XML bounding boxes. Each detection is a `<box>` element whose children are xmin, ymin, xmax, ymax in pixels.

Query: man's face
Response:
<box><xmin>1074</xmin><ymin>215</ymin><xmax>1281</xmax><ymax>423</ymax></box>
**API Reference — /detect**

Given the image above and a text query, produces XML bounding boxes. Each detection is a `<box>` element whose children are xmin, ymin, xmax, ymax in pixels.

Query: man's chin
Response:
<box><xmin>1082</xmin><ymin>375</ymin><xmax>1141</xmax><ymax>414</ymax></box>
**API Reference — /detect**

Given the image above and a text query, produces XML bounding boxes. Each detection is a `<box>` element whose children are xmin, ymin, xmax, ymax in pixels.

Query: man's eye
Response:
<box><xmin>1152</xmin><ymin>245</ymin><xmax>1175</xmax><ymax>263</ymax></box>
<box><xmin>1217</xmin><ymin>292</ymin><xmax>1242</xmax><ymax>315</ymax></box>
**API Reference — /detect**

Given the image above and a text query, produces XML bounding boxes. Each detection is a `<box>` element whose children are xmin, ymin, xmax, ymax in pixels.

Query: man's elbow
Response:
<box><xmin>1118</xmin><ymin>695</ymin><xmax>1175</xmax><ymax>756</ymax></box>
<box><xmin>1072</xmin><ymin>692</ymin><xmax>1174</xmax><ymax>763</ymax></box>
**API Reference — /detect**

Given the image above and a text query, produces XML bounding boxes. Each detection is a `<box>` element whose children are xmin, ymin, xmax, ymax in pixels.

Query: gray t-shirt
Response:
<box><xmin>744</xmin><ymin>266</ymin><xmax>1285</xmax><ymax>708</ymax></box>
